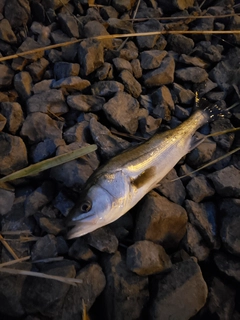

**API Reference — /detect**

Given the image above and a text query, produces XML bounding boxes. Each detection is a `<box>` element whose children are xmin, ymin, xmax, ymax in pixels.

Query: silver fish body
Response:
<box><xmin>67</xmin><ymin>101</ymin><xmax>229</xmax><ymax>239</ymax></box>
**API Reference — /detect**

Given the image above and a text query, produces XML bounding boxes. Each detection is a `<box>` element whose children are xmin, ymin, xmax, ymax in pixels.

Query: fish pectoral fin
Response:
<box><xmin>131</xmin><ymin>166</ymin><xmax>156</xmax><ymax>189</ymax></box>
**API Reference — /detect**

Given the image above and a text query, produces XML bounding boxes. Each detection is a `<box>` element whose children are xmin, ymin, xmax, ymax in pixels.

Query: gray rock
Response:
<box><xmin>175</xmin><ymin>67</ymin><xmax>208</xmax><ymax>83</ymax></box>
<box><xmin>139</xmin><ymin>113</ymin><xmax>161</xmax><ymax>137</ymax></box>
<box><xmin>103</xmin><ymin>91</ymin><xmax>139</xmax><ymax>134</ymax></box>
<box><xmin>186</xmin><ymin>175</ymin><xmax>215</xmax><ymax>203</ymax></box>
<box><xmin>87</xmin><ymin>226</ymin><xmax>119</xmax><ymax>254</ymax></box>
<box><xmin>21</xmin><ymin>112</ymin><xmax>63</xmax><ymax>144</ymax></box>
<box><xmin>155</xmin><ymin>168</ymin><xmax>186</xmax><ymax>205</ymax></box>
<box><xmin>0</xmin><ymin>18</ymin><xmax>17</xmax><ymax>44</ymax></box>
<box><xmin>35</xmin><ymin>214</ymin><xmax>65</xmax><ymax>235</ymax></box>
<box><xmin>168</xmin><ymin>34</ymin><xmax>194</xmax><ymax>54</ymax></box>
<box><xmin>0</xmin><ymin>186</ymin><xmax>15</xmax><ymax>216</ymax></box>
<box><xmin>214</xmin><ymin>251</ymin><xmax>240</xmax><ymax>282</ymax></box>
<box><xmin>63</xmin><ymin>121</ymin><xmax>90</xmax><ymax>144</ymax></box>
<box><xmin>96</xmin><ymin>62</ymin><xmax>113</xmax><ymax>80</ymax></box>
<box><xmin>100</xmin><ymin>5</ymin><xmax>119</xmax><ymax>20</ymax></box>
<box><xmin>0</xmin><ymin>64</ymin><xmax>14</xmax><ymax>88</ymax></box>
<box><xmin>53</xmin><ymin>62</ymin><xmax>80</xmax><ymax>80</ymax></box>
<box><xmin>183</xmin><ymin>223</ymin><xmax>210</xmax><ymax>262</ymax></box>
<box><xmin>32</xmin><ymin>79</ymin><xmax>53</xmax><ymax>94</ymax></box>
<box><xmin>140</xmin><ymin>50</ymin><xmax>167</xmax><ymax>69</ymax></box>
<box><xmin>51</xmin><ymin>76</ymin><xmax>90</xmax><ymax>92</ymax></box>
<box><xmin>68</xmin><ymin>237</ymin><xmax>97</xmax><ymax>262</ymax></box>
<box><xmin>5</xmin><ymin>0</ymin><xmax>30</xmax><ymax>28</ymax></box>
<box><xmin>83</xmin><ymin>20</ymin><xmax>112</xmax><ymax>49</ymax></box>
<box><xmin>185</xmin><ymin>200</ymin><xmax>219</xmax><ymax>248</ymax></box>
<box><xmin>0</xmin><ymin>262</ymin><xmax>32</xmax><ymax>318</ymax></box>
<box><xmin>126</xmin><ymin>240</ymin><xmax>172</xmax><ymax>276</ymax></box>
<box><xmin>102</xmin><ymin>251</ymin><xmax>148</xmax><ymax>320</ymax></box>
<box><xmin>17</xmin><ymin>37</ymin><xmax>44</xmax><ymax>61</ymax></box>
<box><xmin>50</xmin><ymin>142</ymin><xmax>99</xmax><ymax>188</ymax></box>
<box><xmin>113</xmin><ymin>57</ymin><xmax>133</xmax><ymax>73</ymax></box>
<box><xmin>67</xmin><ymin>94</ymin><xmax>105</xmax><ymax>112</ymax></box>
<box><xmin>173</xmin><ymin>82</ymin><xmax>195</xmax><ymax>105</ymax></box>
<box><xmin>134</xmin><ymin>19</ymin><xmax>163</xmax><ymax>49</ymax></box>
<box><xmin>210</xmin><ymin>118</ymin><xmax>235</xmax><ymax>151</ymax></box>
<box><xmin>118</xmin><ymin>69</ymin><xmax>142</xmax><ymax>98</ymax></box>
<box><xmin>174</xmin><ymin>104</ymin><xmax>191</xmax><ymax>120</ymax></box>
<box><xmin>91</xmin><ymin>80</ymin><xmax>124</xmax><ymax>97</ymax></box>
<box><xmin>112</xmin><ymin>0</ymin><xmax>137</xmax><ymax>13</ymax></box>
<box><xmin>143</xmin><ymin>55</ymin><xmax>175</xmax><ymax>87</ymax></box>
<box><xmin>208</xmin><ymin>165</ymin><xmax>240</xmax><ymax>197</ymax></box>
<box><xmin>53</xmin><ymin>190</ymin><xmax>74</xmax><ymax>217</ymax></box>
<box><xmin>107</xmin><ymin>17</ymin><xmax>134</xmax><ymax>34</ymax></box>
<box><xmin>220</xmin><ymin>198</ymin><xmax>240</xmax><ymax>256</ymax></box>
<box><xmin>0</xmin><ymin>132</ymin><xmax>28</xmax><ymax>175</ymax></box>
<box><xmin>0</xmin><ymin>102</ymin><xmax>24</xmax><ymax>134</ymax></box>
<box><xmin>58</xmin><ymin>263</ymin><xmax>106</xmax><ymax>319</ymax></box>
<box><xmin>134</xmin><ymin>191</ymin><xmax>188</xmax><ymax>249</ymax></box>
<box><xmin>31</xmin><ymin>234</ymin><xmax>58</xmax><ymax>261</ymax></box>
<box><xmin>14</xmin><ymin>71</ymin><xmax>32</xmax><ymax>100</ymax></box>
<box><xmin>156</xmin><ymin>0</ymin><xmax>194</xmax><ymax>12</ymax></box>
<box><xmin>90</xmin><ymin>117</ymin><xmax>130</xmax><ymax>159</ymax></box>
<box><xmin>131</xmin><ymin>58</ymin><xmax>142</xmax><ymax>78</ymax></box>
<box><xmin>30</xmin><ymin>138</ymin><xmax>64</xmax><ymax>163</ymax></box>
<box><xmin>27</xmin><ymin>89</ymin><xmax>68</xmax><ymax>114</ymax></box>
<box><xmin>78</xmin><ymin>39</ymin><xmax>104</xmax><ymax>76</ymax></box>
<box><xmin>193</xmin><ymin>41</ymin><xmax>223</xmax><ymax>63</ymax></box>
<box><xmin>21</xmin><ymin>261</ymin><xmax>76</xmax><ymax>317</ymax></box>
<box><xmin>26</xmin><ymin>57</ymin><xmax>49</xmax><ymax>82</ymax></box>
<box><xmin>119</xmin><ymin>41</ymin><xmax>138</xmax><ymax>60</ymax></box>
<box><xmin>151</xmin><ymin>85</ymin><xmax>174</xmax><ymax>120</ymax></box>
<box><xmin>58</xmin><ymin>12</ymin><xmax>79</xmax><ymax>38</ymax></box>
<box><xmin>0</xmin><ymin>113</ymin><xmax>6</xmax><ymax>131</ymax></box>
<box><xmin>24</xmin><ymin>181</ymin><xmax>56</xmax><ymax>217</ymax></box>
<box><xmin>179</xmin><ymin>54</ymin><xmax>209</xmax><ymax>68</ymax></box>
<box><xmin>149</xmin><ymin>258</ymin><xmax>208</xmax><ymax>320</ymax></box>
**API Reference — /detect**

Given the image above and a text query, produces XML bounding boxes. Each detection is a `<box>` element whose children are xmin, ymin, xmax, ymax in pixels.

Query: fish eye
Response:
<box><xmin>80</xmin><ymin>199</ymin><xmax>92</xmax><ymax>213</ymax></box>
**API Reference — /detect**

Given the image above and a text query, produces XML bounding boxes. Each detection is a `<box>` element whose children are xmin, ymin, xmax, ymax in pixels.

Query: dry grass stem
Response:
<box><xmin>0</xmin><ymin>256</ymin><xmax>31</xmax><ymax>267</ymax></box>
<box><xmin>0</xmin><ymin>234</ymin><xmax>19</xmax><ymax>260</ymax></box>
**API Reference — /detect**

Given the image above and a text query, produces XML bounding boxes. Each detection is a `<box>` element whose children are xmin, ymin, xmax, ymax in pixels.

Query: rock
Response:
<box><xmin>186</xmin><ymin>175</ymin><xmax>215</xmax><ymax>203</ymax></box>
<box><xmin>102</xmin><ymin>251</ymin><xmax>148</xmax><ymax>320</ymax></box>
<box><xmin>103</xmin><ymin>91</ymin><xmax>139</xmax><ymax>134</ymax></box>
<box><xmin>0</xmin><ymin>187</ymin><xmax>15</xmax><ymax>216</ymax></box>
<box><xmin>31</xmin><ymin>234</ymin><xmax>58</xmax><ymax>261</ymax></box>
<box><xmin>68</xmin><ymin>237</ymin><xmax>97</xmax><ymax>262</ymax></box>
<box><xmin>52</xmin><ymin>76</ymin><xmax>90</xmax><ymax>91</ymax></box>
<box><xmin>91</xmin><ymin>80</ymin><xmax>124</xmax><ymax>97</ymax></box>
<box><xmin>100</xmin><ymin>5</ymin><xmax>119</xmax><ymax>20</ymax></box>
<box><xmin>83</xmin><ymin>20</ymin><xmax>112</xmax><ymax>48</ymax></box>
<box><xmin>183</xmin><ymin>223</ymin><xmax>210</xmax><ymax>261</ymax></box>
<box><xmin>155</xmin><ymin>168</ymin><xmax>186</xmax><ymax>205</ymax></box>
<box><xmin>131</xmin><ymin>58</ymin><xmax>142</xmax><ymax>78</ymax></box>
<box><xmin>89</xmin><ymin>117</ymin><xmax>130</xmax><ymax>159</ymax></box>
<box><xmin>174</xmin><ymin>104</ymin><xmax>191</xmax><ymax>120</ymax></box>
<box><xmin>0</xmin><ymin>64</ymin><xmax>14</xmax><ymax>88</ymax></box>
<box><xmin>0</xmin><ymin>102</ymin><xmax>24</xmax><ymax>134</ymax></box>
<box><xmin>30</xmin><ymin>138</ymin><xmax>64</xmax><ymax>163</ymax></box>
<box><xmin>52</xmin><ymin>190</ymin><xmax>74</xmax><ymax>217</ymax></box>
<box><xmin>59</xmin><ymin>263</ymin><xmax>106</xmax><ymax>319</ymax></box>
<box><xmin>4</xmin><ymin>0</ymin><xmax>30</xmax><ymax>29</ymax></box>
<box><xmin>107</xmin><ymin>18</ymin><xmax>134</xmax><ymax>34</ymax></box>
<box><xmin>53</xmin><ymin>62</ymin><xmax>80</xmax><ymax>80</ymax></box>
<box><xmin>17</xmin><ymin>37</ymin><xmax>44</xmax><ymax>61</ymax></box>
<box><xmin>139</xmin><ymin>114</ymin><xmax>161</xmax><ymax>137</ymax></box>
<box><xmin>149</xmin><ymin>258</ymin><xmax>208</xmax><ymax>320</ymax></box>
<box><xmin>112</xmin><ymin>0</ymin><xmax>137</xmax><ymax>13</ymax></box>
<box><xmin>210</xmin><ymin>118</ymin><xmax>235</xmax><ymax>151</ymax></box>
<box><xmin>78</xmin><ymin>39</ymin><xmax>104</xmax><ymax>76</ymax></box>
<box><xmin>151</xmin><ymin>85</ymin><xmax>175</xmax><ymax>120</ymax></box>
<box><xmin>21</xmin><ymin>261</ymin><xmax>76</xmax><ymax>317</ymax></box>
<box><xmin>50</xmin><ymin>142</ymin><xmax>99</xmax><ymax>188</ymax></box>
<box><xmin>126</xmin><ymin>240</ymin><xmax>172</xmax><ymax>276</ymax></box>
<box><xmin>0</xmin><ymin>18</ymin><xmax>17</xmax><ymax>44</ymax></box>
<box><xmin>32</xmin><ymin>79</ymin><xmax>53</xmax><ymax>93</ymax></box>
<box><xmin>185</xmin><ymin>200</ymin><xmax>219</xmax><ymax>248</ymax></box>
<box><xmin>156</xmin><ymin>0</ymin><xmax>194</xmax><ymax>12</ymax></box>
<box><xmin>119</xmin><ymin>41</ymin><xmax>138</xmax><ymax>60</ymax></box>
<box><xmin>87</xmin><ymin>226</ymin><xmax>118</xmax><ymax>254</ymax></box>
<box><xmin>96</xmin><ymin>62</ymin><xmax>113</xmax><ymax>80</ymax></box>
<box><xmin>140</xmin><ymin>50</ymin><xmax>167</xmax><ymax>69</ymax></box>
<box><xmin>118</xmin><ymin>69</ymin><xmax>142</xmax><ymax>98</ymax></box>
<box><xmin>173</xmin><ymin>83</ymin><xmax>195</xmax><ymax>105</ymax></box>
<box><xmin>21</xmin><ymin>112</ymin><xmax>63</xmax><ymax>144</ymax></box>
<box><xmin>143</xmin><ymin>55</ymin><xmax>175</xmax><ymax>87</ymax></box>
<box><xmin>24</xmin><ymin>181</ymin><xmax>56</xmax><ymax>217</ymax></box>
<box><xmin>175</xmin><ymin>67</ymin><xmax>208</xmax><ymax>83</ymax></box>
<box><xmin>134</xmin><ymin>19</ymin><xmax>163</xmax><ymax>49</ymax></box>
<box><xmin>63</xmin><ymin>121</ymin><xmax>90</xmax><ymax>144</ymax></box>
<box><xmin>113</xmin><ymin>57</ymin><xmax>133</xmax><ymax>73</ymax></box>
<box><xmin>207</xmin><ymin>277</ymin><xmax>235</xmax><ymax>320</ymax></box>
<box><xmin>214</xmin><ymin>251</ymin><xmax>240</xmax><ymax>282</ymax></box>
<box><xmin>67</xmin><ymin>94</ymin><xmax>104</xmax><ymax>112</ymax></box>
<box><xmin>14</xmin><ymin>71</ymin><xmax>32</xmax><ymax>100</ymax></box>
<box><xmin>167</xmin><ymin>34</ymin><xmax>194</xmax><ymax>54</ymax></box>
<box><xmin>0</xmin><ymin>113</ymin><xmax>6</xmax><ymax>131</ymax></box>
<box><xmin>208</xmin><ymin>165</ymin><xmax>240</xmax><ymax>197</ymax></box>
<box><xmin>0</xmin><ymin>132</ymin><xmax>28</xmax><ymax>175</ymax></box>
<box><xmin>26</xmin><ymin>57</ymin><xmax>49</xmax><ymax>82</ymax></box>
<box><xmin>193</xmin><ymin>41</ymin><xmax>223</xmax><ymax>63</ymax></box>
<box><xmin>220</xmin><ymin>198</ymin><xmax>240</xmax><ymax>256</ymax></box>
<box><xmin>42</xmin><ymin>0</ymin><xmax>70</xmax><ymax>10</ymax></box>
<box><xmin>58</xmin><ymin>12</ymin><xmax>79</xmax><ymax>38</ymax></box>
<box><xmin>36</xmin><ymin>214</ymin><xmax>65</xmax><ymax>235</ymax></box>
<box><xmin>134</xmin><ymin>191</ymin><xmax>188</xmax><ymax>249</ymax></box>
<box><xmin>0</xmin><ymin>262</ymin><xmax>32</xmax><ymax>318</ymax></box>
<box><xmin>179</xmin><ymin>54</ymin><xmax>209</xmax><ymax>68</ymax></box>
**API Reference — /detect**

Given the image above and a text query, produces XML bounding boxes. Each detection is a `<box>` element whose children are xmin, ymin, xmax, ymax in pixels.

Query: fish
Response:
<box><xmin>66</xmin><ymin>98</ymin><xmax>231</xmax><ymax>239</ymax></box>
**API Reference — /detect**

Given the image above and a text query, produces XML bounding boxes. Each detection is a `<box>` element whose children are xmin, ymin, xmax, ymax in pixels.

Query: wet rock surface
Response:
<box><xmin>0</xmin><ymin>1</ymin><xmax>240</xmax><ymax>320</ymax></box>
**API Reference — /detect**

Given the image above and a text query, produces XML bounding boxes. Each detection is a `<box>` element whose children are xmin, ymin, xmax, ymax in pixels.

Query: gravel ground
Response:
<box><xmin>0</xmin><ymin>0</ymin><xmax>240</xmax><ymax>319</ymax></box>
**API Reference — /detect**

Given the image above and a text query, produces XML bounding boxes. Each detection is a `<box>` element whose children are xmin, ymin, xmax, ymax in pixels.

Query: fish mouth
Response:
<box><xmin>66</xmin><ymin>220</ymin><xmax>102</xmax><ymax>239</ymax></box>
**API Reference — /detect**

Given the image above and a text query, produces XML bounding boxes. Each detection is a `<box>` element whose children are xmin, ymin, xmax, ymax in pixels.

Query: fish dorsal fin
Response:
<box><xmin>131</xmin><ymin>166</ymin><xmax>156</xmax><ymax>189</ymax></box>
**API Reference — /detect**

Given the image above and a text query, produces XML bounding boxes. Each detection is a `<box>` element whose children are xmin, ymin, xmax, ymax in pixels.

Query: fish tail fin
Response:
<box><xmin>196</xmin><ymin>97</ymin><xmax>231</xmax><ymax>121</ymax></box>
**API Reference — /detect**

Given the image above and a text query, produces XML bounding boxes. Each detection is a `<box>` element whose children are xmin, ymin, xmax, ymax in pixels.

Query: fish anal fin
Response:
<box><xmin>131</xmin><ymin>166</ymin><xmax>156</xmax><ymax>189</ymax></box>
